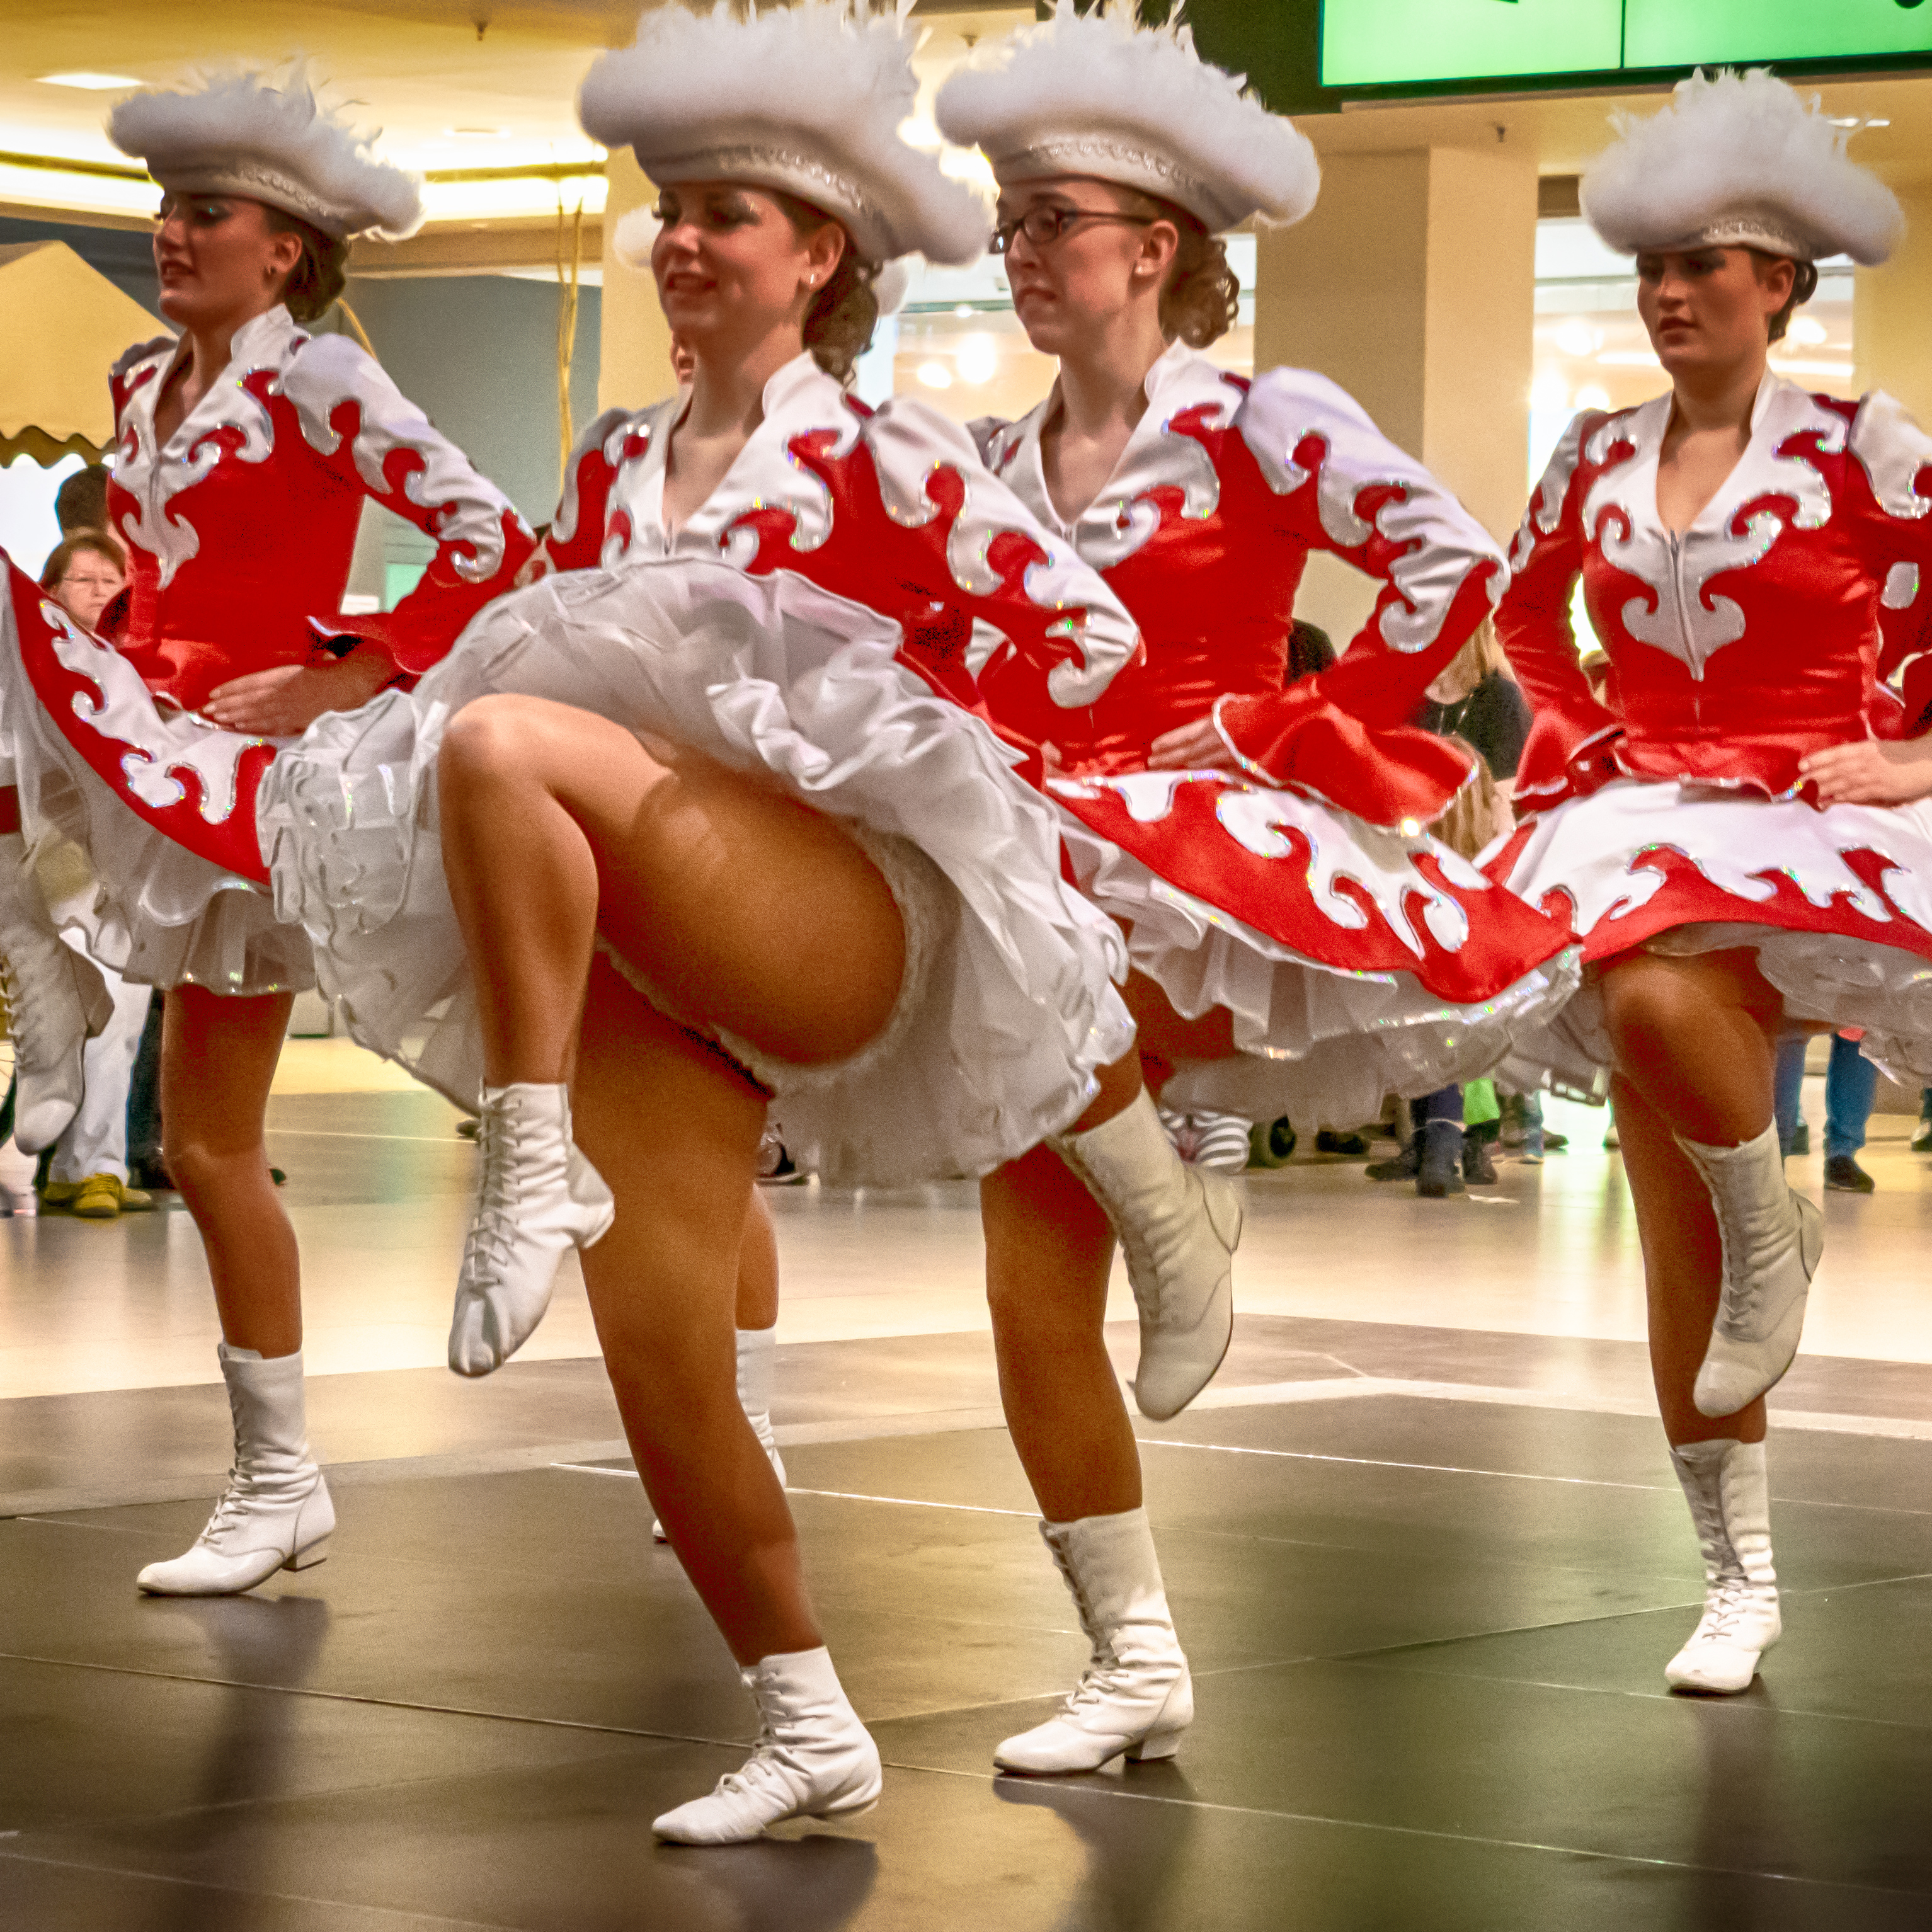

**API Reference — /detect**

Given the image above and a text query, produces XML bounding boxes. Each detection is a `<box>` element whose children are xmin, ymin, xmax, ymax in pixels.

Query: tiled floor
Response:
<box><xmin>3</xmin><ymin>1044</ymin><xmax>1930</xmax><ymax>1928</ymax></box>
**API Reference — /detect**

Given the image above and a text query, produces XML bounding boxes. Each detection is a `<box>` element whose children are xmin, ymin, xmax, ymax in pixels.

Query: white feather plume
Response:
<box><xmin>580</xmin><ymin>3</ymin><xmax>989</xmax><ymax>267</ymax></box>
<box><xmin>935</xmin><ymin>0</ymin><xmax>1318</xmax><ymax>234</ymax></box>
<box><xmin>611</xmin><ymin>203</ymin><xmax>661</xmax><ymax>272</ymax></box>
<box><xmin>1582</xmin><ymin>68</ymin><xmax>1901</xmax><ymax>266</ymax></box>
<box><xmin>110</xmin><ymin>67</ymin><xmax>422</xmax><ymax>241</ymax></box>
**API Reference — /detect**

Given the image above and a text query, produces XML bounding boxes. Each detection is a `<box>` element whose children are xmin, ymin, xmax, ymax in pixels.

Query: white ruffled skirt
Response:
<box><xmin>258</xmin><ymin>561</ymin><xmax>1133</xmax><ymax>1186</ymax></box>
<box><xmin>1492</xmin><ymin>777</ymin><xmax>1932</xmax><ymax>1084</ymax></box>
<box><xmin>1047</xmin><ymin>770</ymin><xmax>1581</xmax><ymax>1129</ymax></box>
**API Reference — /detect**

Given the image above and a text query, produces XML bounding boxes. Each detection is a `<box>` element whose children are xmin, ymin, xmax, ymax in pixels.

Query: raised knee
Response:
<box><xmin>439</xmin><ymin>695</ymin><xmax>552</xmax><ymax>784</ymax></box>
<box><xmin>1601</xmin><ymin>963</ymin><xmax>1696</xmax><ymax>1050</ymax></box>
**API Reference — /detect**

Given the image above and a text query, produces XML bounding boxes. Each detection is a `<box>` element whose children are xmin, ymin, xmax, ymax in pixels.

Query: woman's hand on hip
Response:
<box><xmin>204</xmin><ymin>648</ymin><xmax>396</xmax><ymax>735</ymax></box>
<box><xmin>1800</xmin><ymin>735</ymin><xmax>1932</xmax><ymax>807</ymax></box>
<box><xmin>1147</xmin><ymin>713</ymin><xmax>1242</xmax><ymax>772</ymax></box>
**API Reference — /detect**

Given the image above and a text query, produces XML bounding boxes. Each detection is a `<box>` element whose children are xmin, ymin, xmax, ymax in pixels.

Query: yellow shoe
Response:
<box><xmin>38</xmin><ymin>1179</ymin><xmax>81</xmax><ymax>1210</ymax></box>
<box><xmin>71</xmin><ymin>1174</ymin><xmax>137</xmax><ymax>1219</ymax></box>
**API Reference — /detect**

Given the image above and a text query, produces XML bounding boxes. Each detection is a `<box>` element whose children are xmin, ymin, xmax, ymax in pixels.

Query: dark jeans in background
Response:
<box><xmin>1773</xmin><ymin>1032</ymin><xmax>1877</xmax><ymax>1160</ymax></box>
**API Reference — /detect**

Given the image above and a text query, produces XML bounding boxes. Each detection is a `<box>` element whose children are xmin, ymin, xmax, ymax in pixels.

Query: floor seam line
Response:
<box><xmin>0</xmin><ymin>1846</ymin><xmax>520</xmax><ymax>1928</ymax></box>
<box><xmin>0</xmin><ymin>1649</ymin><xmax>756</xmax><ymax>1752</ymax></box>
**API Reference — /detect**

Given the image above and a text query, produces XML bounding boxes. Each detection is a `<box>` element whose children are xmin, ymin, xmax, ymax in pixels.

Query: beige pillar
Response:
<box><xmin>1254</xmin><ymin>144</ymin><xmax>1537</xmax><ymax>644</ymax></box>
<box><xmin>598</xmin><ymin>149</ymin><xmax>675</xmax><ymax>414</ymax></box>
<box><xmin>1855</xmin><ymin>183</ymin><xmax>1932</xmax><ymax>427</ymax></box>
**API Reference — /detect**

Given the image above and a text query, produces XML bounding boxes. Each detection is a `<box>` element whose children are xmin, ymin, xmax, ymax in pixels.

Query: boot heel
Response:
<box><xmin>283</xmin><ymin>1536</ymin><xmax>331</xmax><ymax>1572</ymax></box>
<box><xmin>1125</xmin><ymin>1727</ymin><xmax>1182</xmax><ymax>1763</ymax></box>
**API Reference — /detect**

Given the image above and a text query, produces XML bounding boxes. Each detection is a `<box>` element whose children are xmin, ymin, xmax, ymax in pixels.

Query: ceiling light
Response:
<box><xmin>917</xmin><ymin>360</ymin><xmax>954</xmax><ymax>390</ymax></box>
<box><xmin>1575</xmin><ymin>384</ymin><xmax>1611</xmax><ymax>411</ymax></box>
<box><xmin>1554</xmin><ymin>319</ymin><xmax>1598</xmax><ymax>358</ymax></box>
<box><xmin>442</xmin><ymin>127</ymin><xmax>510</xmax><ymax>139</ymax></box>
<box><xmin>954</xmin><ymin>303</ymin><xmax>974</xmax><ymax>317</ymax></box>
<box><xmin>37</xmin><ymin>71</ymin><xmax>139</xmax><ymax>90</ymax></box>
<box><xmin>1786</xmin><ymin>316</ymin><xmax>1828</xmax><ymax>346</ymax></box>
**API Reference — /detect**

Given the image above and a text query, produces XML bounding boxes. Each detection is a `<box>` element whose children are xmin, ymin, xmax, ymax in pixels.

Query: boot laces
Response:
<box><xmin>709</xmin><ymin>1722</ymin><xmax>799</xmax><ymax>1807</ymax></box>
<box><xmin>1692</xmin><ymin>1577</ymin><xmax>1768</xmax><ymax>1647</ymax></box>
<box><xmin>195</xmin><ymin>1468</ymin><xmax>278</xmax><ymax>1549</ymax></box>
<box><xmin>0</xmin><ymin>949</ymin><xmax>62</xmax><ymax>1067</ymax></box>
<box><xmin>1705</xmin><ymin>1184</ymin><xmax>1788</xmax><ymax>1330</ymax></box>
<box><xmin>461</xmin><ymin>1108</ymin><xmax>527</xmax><ymax>1277</ymax></box>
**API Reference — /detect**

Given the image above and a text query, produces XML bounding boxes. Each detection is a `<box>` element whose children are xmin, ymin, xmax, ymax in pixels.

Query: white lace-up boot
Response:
<box><xmin>994</xmin><ymin>1508</ymin><xmax>1192</xmax><ymax>1775</ymax></box>
<box><xmin>654</xmin><ymin>1328</ymin><xmax>788</xmax><ymax>1543</ymax></box>
<box><xmin>652</xmin><ymin>1646</ymin><xmax>881</xmax><ymax>1844</ymax></box>
<box><xmin>137</xmin><ymin>1345</ymin><xmax>335</xmax><ymax>1595</ymax></box>
<box><xmin>448</xmin><ymin>1083</ymin><xmax>615</xmax><ymax>1378</ymax></box>
<box><xmin>0</xmin><ymin>831</ymin><xmax>109</xmax><ymax>1153</ymax></box>
<box><xmin>1679</xmin><ymin>1124</ymin><xmax>1822</xmax><ymax>1416</ymax></box>
<box><xmin>1664</xmin><ymin>1437</ymin><xmax>1781</xmax><ymax>1695</ymax></box>
<box><xmin>1051</xmin><ymin>1091</ymin><xmax>1241</xmax><ymax>1420</ymax></box>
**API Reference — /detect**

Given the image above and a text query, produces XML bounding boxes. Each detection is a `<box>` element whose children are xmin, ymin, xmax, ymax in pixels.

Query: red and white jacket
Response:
<box><xmin>106</xmin><ymin>304</ymin><xmax>534</xmax><ymax>710</ymax></box>
<box><xmin>978</xmin><ymin>342</ymin><xmax>1509</xmax><ymax>827</ymax></box>
<box><xmin>1499</xmin><ymin>373</ymin><xmax>1932</xmax><ymax>814</ymax></box>
<box><xmin>544</xmin><ymin>352</ymin><xmax>1140</xmax><ymax>751</ymax></box>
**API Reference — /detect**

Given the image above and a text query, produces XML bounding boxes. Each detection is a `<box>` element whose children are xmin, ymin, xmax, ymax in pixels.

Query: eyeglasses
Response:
<box><xmin>990</xmin><ymin>207</ymin><xmax>1158</xmax><ymax>255</ymax></box>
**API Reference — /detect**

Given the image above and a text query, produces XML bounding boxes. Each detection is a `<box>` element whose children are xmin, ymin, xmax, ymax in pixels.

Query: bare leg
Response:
<box><xmin>984</xmin><ymin>1143</ymin><xmax>1141</xmax><ymax>1523</ymax></box>
<box><xmin>137</xmin><ymin>985</ymin><xmax>331</xmax><ymax>1597</ymax></box>
<box><xmin>162</xmin><ymin>986</ymin><xmax>300</xmax><ymax>1357</ymax></box>
<box><xmin>1598</xmin><ymin>948</ymin><xmax>1783</xmax><ymax>1146</ymax></box>
<box><xmin>572</xmin><ymin>959</ymin><xmax>815</xmax><ymax>1662</ymax></box>
<box><xmin>1599</xmin><ymin>951</ymin><xmax>1798</xmax><ymax>1696</ymax></box>
<box><xmin>736</xmin><ymin>1187</ymin><xmax>779</xmax><ymax>1332</ymax></box>
<box><xmin>438</xmin><ymin>696</ymin><xmax>903</xmax><ymax>1087</ymax></box>
<box><xmin>438</xmin><ymin>696</ymin><xmax>906</xmax><ymax>1637</ymax></box>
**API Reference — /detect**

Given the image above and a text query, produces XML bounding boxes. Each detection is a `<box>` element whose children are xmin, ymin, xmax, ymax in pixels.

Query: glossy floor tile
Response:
<box><xmin>4</xmin><ymin>1044</ymin><xmax>1932</xmax><ymax>1925</ymax></box>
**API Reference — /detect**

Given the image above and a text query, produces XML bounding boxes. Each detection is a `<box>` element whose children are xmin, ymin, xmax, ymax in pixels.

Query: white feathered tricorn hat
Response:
<box><xmin>935</xmin><ymin>0</ymin><xmax>1318</xmax><ymax>236</ymax></box>
<box><xmin>109</xmin><ymin>67</ymin><xmax>423</xmax><ymax>241</ymax></box>
<box><xmin>1581</xmin><ymin>68</ymin><xmax>1902</xmax><ymax>266</ymax></box>
<box><xmin>580</xmin><ymin>2</ymin><xmax>990</xmax><ymax>268</ymax></box>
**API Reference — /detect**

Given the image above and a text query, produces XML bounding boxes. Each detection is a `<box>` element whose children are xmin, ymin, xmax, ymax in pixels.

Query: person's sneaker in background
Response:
<box><xmin>1825</xmin><ymin>1154</ymin><xmax>1875</xmax><ymax>1194</ymax></box>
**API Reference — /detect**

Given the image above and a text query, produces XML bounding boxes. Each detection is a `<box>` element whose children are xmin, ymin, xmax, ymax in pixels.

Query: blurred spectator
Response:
<box><xmin>54</xmin><ymin>464</ymin><xmax>111</xmax><ymax>537</ymax></box>
<box><xmin>40</xmin><ymin>533</ymin><xmax>124</xmax><ymax>634</ymax></box>
<box><xmin>26</xmin><ymin>530</ymin><xmax>152</xmax><ymax>1218</ymax></box>
<box><xmin>1775</xmin><ymin>1031</ymin><xmax>1879</xmax><ymax>1194</ymax></box>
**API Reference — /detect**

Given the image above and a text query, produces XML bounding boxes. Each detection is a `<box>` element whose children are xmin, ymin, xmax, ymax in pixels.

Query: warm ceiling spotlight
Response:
<box><xmin>37</xmin><ymin>71</ymin><xmax>140</xmax><ymax>89</ymax></box>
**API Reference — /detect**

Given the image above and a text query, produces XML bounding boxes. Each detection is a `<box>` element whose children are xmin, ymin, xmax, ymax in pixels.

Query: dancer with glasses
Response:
<box><xmin>1493</xmin><ymin>69</ymin><xmax>1932</xmax><ymax>1695</ymax></box>
<box><xmin>935</xmin><ymin>3</ymin><xmax>1579</xmax><ymax>1777</ymax></box>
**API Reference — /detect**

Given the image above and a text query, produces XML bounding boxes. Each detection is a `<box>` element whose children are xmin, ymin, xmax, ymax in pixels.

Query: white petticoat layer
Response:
<box><xmin>0</xmin><ymin>593</ymin><xmax>312</xmax><ymax>994</ymax></box>
<box><xmin>1057</xmin><ymin>807</ymin><xmax>1582</xmax><ymax>1131</ymax></box>
<box><xmin>1495</xmin><ymin>778</ymin><xmax>1932</xmax><ymax>1085</ymax></box>
<box><xmin>258</xmin><ymin>561</ymin><xmax>1135</xmax><ymax>1187</ymax></box>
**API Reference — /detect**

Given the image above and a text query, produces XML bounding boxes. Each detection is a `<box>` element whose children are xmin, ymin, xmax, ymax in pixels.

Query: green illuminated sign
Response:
<box><xmin>1320</xmin><ymin>0</ymin><xmax>1932</xmax><ymax>89</ymax></box>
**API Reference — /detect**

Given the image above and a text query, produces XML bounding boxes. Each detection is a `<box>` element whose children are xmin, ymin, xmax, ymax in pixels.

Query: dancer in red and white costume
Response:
<box><xmin>1490</xmin><ymin>70</ymin><xmax>1932</xmax><ymax>1695</ymax></box>
<box><xmin>0</xmin><ymin>71</ymin><xmax>533</xmax><ymax>1595</ymax></box>
<box><xmin>932</xmin><ymin>4</ymin><xmax>1580</xmax><ymax>1776</ymax></box>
